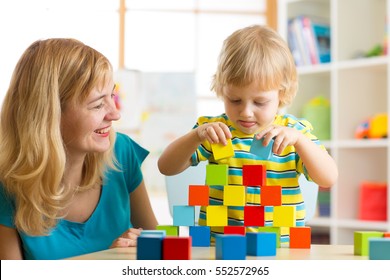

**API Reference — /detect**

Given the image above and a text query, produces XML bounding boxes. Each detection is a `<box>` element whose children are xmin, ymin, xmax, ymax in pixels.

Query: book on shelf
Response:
<box><xmin>287</xmin><ymin>15</ymin><xmax>331</xmax><ymax>66</ymax></box>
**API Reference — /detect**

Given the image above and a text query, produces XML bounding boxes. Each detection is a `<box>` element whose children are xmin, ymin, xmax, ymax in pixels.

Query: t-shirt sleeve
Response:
<box><xmin>113</xmin><ymin>133</ymin><xmax>149</xmax><ymax>194</ymax></box>
<box><xmin>0</xmin><ymin>184</ymin><xmax>15</xmax><ymax>228</ymax></box>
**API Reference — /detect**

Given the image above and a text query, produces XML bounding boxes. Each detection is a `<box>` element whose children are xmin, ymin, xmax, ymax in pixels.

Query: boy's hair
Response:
<box><xmin>211</xmin><ymin>25</ymin><xmax>298</xmax><ymax>107</ymax></box>
<box><xmin>0</xmin><ymin>38</ymin><xmax>117</xmax><ymax>235</ymax></box>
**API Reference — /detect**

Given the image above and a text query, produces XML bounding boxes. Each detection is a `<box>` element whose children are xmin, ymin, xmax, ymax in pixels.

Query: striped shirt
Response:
<box><xmin>191</xmin><ymin>113</ymin><xmax>325</xmax><ymax>244</ymax></box>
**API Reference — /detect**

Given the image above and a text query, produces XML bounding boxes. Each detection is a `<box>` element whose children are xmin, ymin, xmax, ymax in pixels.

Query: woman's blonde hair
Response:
<box><xmin>0</xmin><ymin>38</ymin><xmax>117</xmax><ymax>235</ymax></box>
<box><xmin>211</xmin><ymin>25</ymin><xmax>298</xmax><ymax>107</ymax></box>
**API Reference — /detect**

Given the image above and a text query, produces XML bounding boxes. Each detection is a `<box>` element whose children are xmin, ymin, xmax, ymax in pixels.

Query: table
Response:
<box><xmin>68</xmin><ymin>244</ymin><xmax>367</xmax><ymax>260</ymax></box>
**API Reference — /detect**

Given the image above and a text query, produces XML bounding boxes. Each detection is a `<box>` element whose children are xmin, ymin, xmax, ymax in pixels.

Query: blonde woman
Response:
<box><xmin>158</xmin><ymin>25</ymin><xmax>338</xmax><ymax>245</ymax></box>
<box><xmin>0</xmin><ymin>38</ymin><xmax>157</xmax><ymax>259</ymax></box>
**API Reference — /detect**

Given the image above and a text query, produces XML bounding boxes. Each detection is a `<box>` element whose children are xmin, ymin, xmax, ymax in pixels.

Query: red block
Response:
<box><xmin>242</xmin><ymin>165</ymin><xmax>266</xmax><ymax>186</ymax></box>
<box><xmin>188</xmin><ymin>185</ymin><xmax>209</xmax><ymax>206</ymax></box>
<box><xmin>244</xmin><ymin>206</ymin><xmax>265</xmax><ymax>226</ymax></box>
<box><xmin>163</xmin><ymin>237</ymin><xmax>192</xmax><ymax>260</ymax></box>
<box><xmin>224</xmin><ymin>226</ymin><xmax>246</xmax><ymax>235</ymax></box>
<box><xmin>261</xmin><ymin>185</ymin><xmax>282</xmax><ymax>206</ymax></box>
<box><xmin>290</xmin><ymin>227</ymin><xmax>311</xmax><ymax>248</ymax></box>
<box><xmin>359</xmin><ymin>181</ymin><xmax>387</xmax><ymax>221</ymax></box>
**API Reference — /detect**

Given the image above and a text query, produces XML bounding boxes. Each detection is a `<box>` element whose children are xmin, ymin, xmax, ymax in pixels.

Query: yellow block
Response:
<box><xmin>211</xmin><ymin>139</ymin><xmax>235</xmax><ymax>160</ymax></box>
<box><xmin>206</xmin><ymin>206</ymin><xmax>228</xmax><ymax>226</ymax></box>
<box><xmin>273</xmin><ymin>206</ymin><xmax>296</xmax><ymax>227</ymax></box>
<box><xmin>223</xmin><ymin>185</ymin><xmax>246</xmax><ymax>206</ymax></box>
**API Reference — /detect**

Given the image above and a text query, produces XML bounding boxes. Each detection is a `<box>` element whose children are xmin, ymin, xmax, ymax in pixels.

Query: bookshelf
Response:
<box><xmin>278</xmin><ymin>0</ymin><xmax>390</xmax><ymax>245</ymax></box>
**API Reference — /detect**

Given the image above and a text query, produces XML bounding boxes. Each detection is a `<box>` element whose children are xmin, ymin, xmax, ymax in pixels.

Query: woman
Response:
<box><xmin>0</xmin><ymin>38</ymin><xmax>158</xmax><ymax>259</ymax></box>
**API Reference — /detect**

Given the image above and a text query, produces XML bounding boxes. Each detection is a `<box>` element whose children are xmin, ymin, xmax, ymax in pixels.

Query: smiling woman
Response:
<box><xmin>0</xmin><ymin>38</ymin><xmax>157</xmax><ymax>260</ymax></box>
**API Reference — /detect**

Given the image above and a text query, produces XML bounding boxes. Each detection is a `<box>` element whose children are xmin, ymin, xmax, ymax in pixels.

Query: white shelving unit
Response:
<box><xmin>278</xmin><ymin>0</ymin><xmax>390</xmax><ymax>244</ymax></box>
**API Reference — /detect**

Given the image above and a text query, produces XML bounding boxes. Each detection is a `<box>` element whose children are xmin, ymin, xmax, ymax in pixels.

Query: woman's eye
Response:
<box><xmin>95</xmin><ymin>103</ymin><xmax>104</xmax><ymax>109</ymax></box>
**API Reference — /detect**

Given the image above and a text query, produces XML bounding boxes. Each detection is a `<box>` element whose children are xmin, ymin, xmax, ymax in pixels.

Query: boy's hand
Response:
<box><xmin>196</xmin><ymin>122</ymin><xmax>232</xmax><ymax>145</ymax></box>
<box><xmin>255</xmin><ymin>125</ymin><xmax>303</xmax><ymax>155</ymax></box>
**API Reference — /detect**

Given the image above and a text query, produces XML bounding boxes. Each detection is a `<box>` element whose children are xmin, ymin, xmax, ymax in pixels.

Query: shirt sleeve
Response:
<box><xmin>112</xmin><ymin>133</ymin><xmax>149</xmax><ymax>193</ymax></box>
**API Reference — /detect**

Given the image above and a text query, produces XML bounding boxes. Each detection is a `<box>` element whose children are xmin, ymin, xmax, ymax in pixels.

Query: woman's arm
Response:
<box><xmin>0</xmin><ymin>225</ymin><xmax>23</xmax><ymax>260</ymax></box>
<box><xmin>130</xmin><ymin>180</ymin><xmax>158</xmax><ymax>230</ymax></box>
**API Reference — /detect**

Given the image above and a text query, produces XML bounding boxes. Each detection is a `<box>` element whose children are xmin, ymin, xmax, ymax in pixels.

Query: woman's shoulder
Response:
<box><xmin>114</xmin><ymin>132</ymin><xmax>149</xmax><ymax>163</ymax></box>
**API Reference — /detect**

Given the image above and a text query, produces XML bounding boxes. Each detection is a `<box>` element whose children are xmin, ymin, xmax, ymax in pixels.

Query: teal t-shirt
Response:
<box><xmin>0</xmin><ymin>132</ymin><xmax>149</xmax><ymax>260</ymax></box>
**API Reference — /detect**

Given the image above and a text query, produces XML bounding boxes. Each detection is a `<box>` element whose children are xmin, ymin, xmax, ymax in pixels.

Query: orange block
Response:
<box><xmin>384</xmin><ymin>232</ymin><xmax>390</xmax><ymax>238</ymax></box>
<box><xmin>261</xmin><ymin>185</ymin><xmax>282</xmax><ymax>206</ymax></box>
<box><xmin>188</xmin><ymin>185</ymin><xmax>209</xmax><ymax>206</ymax></box>
<box><xmin>289</xmin><ymin>227</ymin><xmax>311</xmax><ymax>248</ymax></box>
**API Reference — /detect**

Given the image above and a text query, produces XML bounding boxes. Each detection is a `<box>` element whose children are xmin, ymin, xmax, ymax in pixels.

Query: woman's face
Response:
<box><xmin>61</xmin><ymin>80</ymin><xmax>120</xmax><ymax>159</ymax></box>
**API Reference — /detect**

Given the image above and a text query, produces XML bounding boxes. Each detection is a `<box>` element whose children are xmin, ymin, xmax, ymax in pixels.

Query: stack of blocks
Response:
<box><xmin>137</xmin><ymin>137</ymin><xmax>311</xmax><ymax>260</ymax></box>
<box><xmin>354</xmin><ymin>231</ymin><xmax>390</xmax><ymax>260</ymax></box>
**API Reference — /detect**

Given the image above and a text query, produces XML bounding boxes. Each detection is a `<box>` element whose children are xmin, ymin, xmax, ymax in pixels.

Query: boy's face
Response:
<box><xmin>222</xmin><ymin>82</ymin><xmax>279</xmax><ymax>135</ymax></box>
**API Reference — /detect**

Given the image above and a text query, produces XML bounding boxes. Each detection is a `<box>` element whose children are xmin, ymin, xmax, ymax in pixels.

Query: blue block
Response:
<box><xmin>369</xmin><ymin>238</ymin><xmax>390</xmax><ymax>260</ymax></box>
<box><xmin>137</xmin><ymin>236</ymin><xmax>163</xmax><ymax>260</ymax></box>
<box><xmin>249</xmin><ymin>137</ymin><xmax>274</xmax><ymax>160</ymax></box>
<box><xmin>247</xmin><ymin>232</ymin><xmax>277</xmax><ymax>256</ymax></box>
<box><xmin>189</xmin><ymin>226</ymin><xmax>210</xmax><ymax>247</ymax></box>
<box><xmin>140</xmin><ymin>230</ymin><xmax>166</xmax><ymax>237</ymax></box>
<box><xmin>173</xmin><ymin>205</ymin><xmax>195</xmax><ymax>226</ymax></box>
<box><xmin>215</xmin><ymin>234</ymin><xmax>246</xmax><ymax>260</ymax></box>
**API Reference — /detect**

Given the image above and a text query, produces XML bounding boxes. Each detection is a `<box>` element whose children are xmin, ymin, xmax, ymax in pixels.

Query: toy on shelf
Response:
<box><xmin>355</xmin><ymin>113</ymin><xmax>388</xmax><ymax>139</ymax></box>
<box><xmin>359</xmin><ymin>181</ymin><xmax>387</xmax><ymax>221</ymax></box>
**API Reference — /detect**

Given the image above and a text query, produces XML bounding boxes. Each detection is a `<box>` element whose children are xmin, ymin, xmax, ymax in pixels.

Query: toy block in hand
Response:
<box><xmin>289</xmin><ymin>227</ymin><xmax>311</xmax><ymax>248</ymax></box>
<box><xmin>223</xmin><ymin>185</ymin><xmax>246</xmax><ymax>206</ymax></box>
<box><xmin>206</xmin><ymin>205</ymin><xmax>228</xmax><ymax>226</ymax></box>
<box><xmin>189</xmin><ymin>226</ymin><xmax>211</xmax><ymax>247</ymax></box>
<box><xmin>249</xmin><ymin>137</ymin><xmax>274</xmax><ymax>160</ymax></box>
<box><xmin>173</xmin><ymin>205</ymin><xmax>195</xmax><ymax>226</ymax></box>
<box><xmin>273</xmin><ymin>206</ymin><xmax>296</xmax><ymax>227</ymax></box>
<box><xmin>163</xmin><ymin>236</ymin><xmax>192</xmax><ymax>260</ymax></box>
<box><xmin>242</xmin><ymin>164</ymin><xmax>266</xmax><ymax>186</ymax></box>
<box><xmin>215</xmin><ymin>234</ymin><xmax>246</xmax><ymax>260</ymax></box>
<box><xmin>247</xmin><ymin>232</ymin><xmax>277</xmax><ymax>256</ymax></box>
<box><xmin>156</xmin><ymin>225</ymin><xmax>179</xmax><ymax>236</ymax></box>
<box><xmin>224</xmin><ymin>226</ymin><xmax>246</xmax><ymax>235</ymax></box>
<box><xmin>369</xmin><ymin>238</ymin><xmax>390</xmax><ymax>260</ymax></box>
<box><xmin>211</xmin><ymin>138</ymin><xmax>235</xmax><ymax>160</ymax></box>
<box><xmin>206</xmin><ymin>164</ymin><xmax>228</xmax><ymax>185</ymax></box>
<box><xmin>137</xmin><ymin>235</ymin><xmax>164</xmax><ymax>260</ymax></box>
<box><xmin>140</xmin><ymin>230</ymin><xmax>166</xmax><ymax>237</ymax></box>
<box><xmin>188</xmin><ymin>185</ymin><xmax>209</xmax><ymax>206</ymax></box>
<box><xmin>260</xmin><ymin>185</ymin><xmax>282</xmax><ymax>206</ymax></box>
<box><xmin>244</xmin><ymin>205</ymin><xmax>265</xmax><ymax>226</ymax></box>
<box><xmin>354</xmin><ymin>231</ymin><xmax>384</xmax><ymax>256</ymax></box>
<box><xmin>258</xmin><ymin>226</ymin><xmax>281</xmax><ymax>248</ymax></box>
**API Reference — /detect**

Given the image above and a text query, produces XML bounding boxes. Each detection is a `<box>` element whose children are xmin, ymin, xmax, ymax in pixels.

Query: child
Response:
<box><xmin>158</xmin><ymin>25</ymin><xmax>338</xmax><ymax>243</ymax></box>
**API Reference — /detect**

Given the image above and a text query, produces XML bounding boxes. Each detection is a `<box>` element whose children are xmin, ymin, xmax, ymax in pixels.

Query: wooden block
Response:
<box><xmin>289</xmin><ymin>227</ymin><xmax>311</xmax><ymax>248</ymax></box>
<box><xmin>354</xmin><ymin>231</ymin><xmax>384</xmax><ymax>256</ymax></box>
<box><xmin>261</xmin><ymin>185</ymin><xmax>282</xmax><ymax>206</ymax></box>
<box><xmin>249</xmin><ymin>137</ymin><xmax>274</xmax><ymax>160</ymax></box>
<box><xmin>163</xmin><ymin>236</ymin><xmax>192</xmax><ymax>260</ymax></box>
<box><xmin>273</xmin><ymin>206</ymin><xmax>296</xmax><ymax>227</ymax></box>
<box><xmin>247</xmin><ymin>232</ymin><xmax>277</xmax><ymax>256</ymax></box>
<box><xmin>188</xmin><ymin>185</ymin><xmax>209</xmax><ymax>206</ymax></box>
<box><xmin>384</xmin><ymin>232</ymin><xmax>390</xmax><ymax>238</ymax></box>
<box><xmin>369</xmin><ymin>238</ymin><xmax>390</xmax><ymax>260</ymax></box>
<box><xmin>137</xmin><ymin>235</ymin><xmax>163</xmax><ymax>260</ymax></box>
<box><xmin>224</xmin><ymin>226</ymin><xmax>246</xmax><ymax>235</ymax></box>
<box><xmin>206</xmin><ymin>164</ymin><xmax>228</xmax><ymax>185</ymax></box>
<box><xmin>244</xmin><ymin>206</ymin><xmax>265</xmax><ymax>226</ymax></box>
<box><xmin>173</xmin><ymin>205</ymin><xmax>195</xmax><ymax>226</ymax></box>
<box><xmin>258</xmin><ymin>226</ymin><xmax>281</xmax><ymax>248</ymax></box>
<box><xmin>189</xmin><ymin>226</ymin><xmax>211</xmax><ymax>247</ymax></box>
<box><xmin>242</xmin><ymin>164</ymin><xmax>266</xmax><ymax>186</ymax></box>
<box><xmin>215</xmin><ymin>234</ymin><xmax>246</xmax><ymax>260</ymax></box>
<box><xmin>206</xmin><ymin>205</ymin><xmax>228</xmax><ymax>226</ymax></box>
<box><xmin>211</xmin><ymin>138</ymin><xmax>235</xmax><ymax>160</ymax></box>
<box><xmin>140</xmin><ymin>230</ymin><xmax>166</xmax><ymax>237</ymax></box>
<box><xmin>156</xmin><ymin>225</ymin><xmax>179</xmax><ymax>236</ymax></box>
<box><xmin>223</xmin><ymin>185</ymin><xmax>246</xmax><ymax>206</ymax></box>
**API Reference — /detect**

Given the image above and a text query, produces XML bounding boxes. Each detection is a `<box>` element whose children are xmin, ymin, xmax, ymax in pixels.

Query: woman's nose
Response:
<box><xmin>106</xmin><ymin>100</ymin><xmax>121</xmax><ymax>121</ymax></box>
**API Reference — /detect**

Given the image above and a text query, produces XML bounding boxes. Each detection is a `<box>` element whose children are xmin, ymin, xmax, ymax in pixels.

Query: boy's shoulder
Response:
<box><xmin>197</xmin><ymin>113</ymin><xmax>230</xmax><ymax>125</ymax></box>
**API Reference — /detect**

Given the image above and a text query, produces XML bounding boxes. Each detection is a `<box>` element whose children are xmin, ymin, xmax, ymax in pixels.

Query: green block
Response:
<box><xmin>206</xmin><ymin>164</ymin><xmax>228</xmax><ymax>185</ymax></box>
<box><xmin>354</xmin><ymin>231</ymin><xmax>383</xmax><ymax>256</ymax></box>
<box><xmin>156</xmin><ymin>225</ymin><xmax>179</xmax><ymax>236</ymax></box>
<box><xmin>258</xmin><ymin>227</ymin><xmax>281</xmax><ymax>248</ymax></box>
